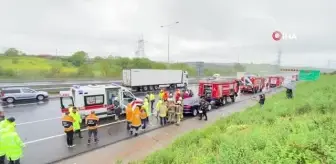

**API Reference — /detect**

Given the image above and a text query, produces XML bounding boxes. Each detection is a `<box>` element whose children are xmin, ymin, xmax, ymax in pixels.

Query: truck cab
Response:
<box><xmin>240</xmin><ymin>75</ymin><xmax>265</xmax><ymax>93</ymax></box>
<box><xmin>181</xmin><ymin>71</ymin><xmax>189</xmax><ymax>88</ymax></box>
<box><xmin>59</xmin><ymin>84</ymin><xmax>142</xmax><ymax>120</ymax></box>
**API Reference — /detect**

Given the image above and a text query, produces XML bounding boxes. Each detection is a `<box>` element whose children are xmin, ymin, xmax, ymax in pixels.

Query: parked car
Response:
<box><xmin>0</xmin><ymin>87</ymin><xmax>49</xmax><ymax>103</ymax></box>
<box><xmin>183</xmin><ymin>97</ymin><xmax>212</xmax><ymax>117</ymax></box>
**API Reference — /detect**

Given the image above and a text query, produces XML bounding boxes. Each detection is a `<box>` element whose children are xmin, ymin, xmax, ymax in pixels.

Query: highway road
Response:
<box><xmin>1</xmin><ymin>84</ymin><xmax>278</xmax><ymax>164</ymax></box>
<box><xmin>0</xmin><ymin>84</ymin><xmax>197</xmax><ymax>163</ymax></box>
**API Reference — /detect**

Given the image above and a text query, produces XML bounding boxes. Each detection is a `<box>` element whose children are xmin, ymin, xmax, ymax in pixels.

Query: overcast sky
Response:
<box><xmin>0</xmin><ymin>0</ymin><xmax>335</xmax><ymax>68</ymax></box>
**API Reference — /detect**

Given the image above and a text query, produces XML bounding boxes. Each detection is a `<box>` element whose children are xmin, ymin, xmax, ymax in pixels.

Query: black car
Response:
<box><xmin>183</xmin><ymin>97</ymin><xmax>212</xmax><ymax>117</ymax></box>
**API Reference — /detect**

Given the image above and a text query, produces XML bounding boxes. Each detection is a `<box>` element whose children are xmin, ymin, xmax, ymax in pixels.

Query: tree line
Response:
<box><xmin>1</xmin><ymin>48</ymin><xmax>243</xmax><ymax>79</ymax></box>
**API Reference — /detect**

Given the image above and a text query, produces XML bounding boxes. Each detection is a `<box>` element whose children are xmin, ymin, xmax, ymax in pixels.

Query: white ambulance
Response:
<box><xmin>59</xmin><ymin>84</ymin><xmax>143</xmax><ymax>120</ymax></box>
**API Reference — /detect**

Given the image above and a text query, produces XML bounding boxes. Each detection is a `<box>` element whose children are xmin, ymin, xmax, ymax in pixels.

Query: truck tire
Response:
<box><xmin>154</xmin><ymin>85</ymin><xmax>159</xmax><ymax>90</ymax></box>
<box><xmin>149</xmin><ymin>85</ymin><xmax>154</xmax><ymax>91</ymax></box>
<box><xmin>230</xmin><ymin>95</ymin><xmax>235</xmax><ymax>103</ymax></box>
<box><xmin>223</xmin><ymin>97</ymin><xmax>228</xmax><ymax>105</ymax></box>
<box><xmin>143</xmin><ymin>86</ymin><xmax>148</xmax><ymax>92</ymax></box>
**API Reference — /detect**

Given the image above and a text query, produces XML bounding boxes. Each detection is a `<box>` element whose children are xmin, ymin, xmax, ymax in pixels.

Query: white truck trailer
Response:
<box><xmin>122</xmin><ymin>69</ymin><xmax>189</xmax><ymax>92</ymax></box>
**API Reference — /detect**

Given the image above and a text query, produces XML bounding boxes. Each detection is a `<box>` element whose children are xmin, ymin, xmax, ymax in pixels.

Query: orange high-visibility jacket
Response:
<box><xmin>140</xmin><ymin>108</ymin><xmax>147</xmax><ymax>120</ymax></box>
<box><xmin>126</xmin><ymin>103</ymin><xmax>133</xmax><ymax>122</ymax></box>
<box><xmin>131</xmin><ymin>106</ymin><xmax>142</xmax><ymax>127</ymax></box>
<box><xmin>163</xmin><ymin>91</ymin><xmax>168</xmax><ymax>100</ymax></box>
<box><xmin>62</xmin><ymin>115</ymin><xmax>74</xmax><ymax>132</ymax></box>
<box><xmin>85</xmin><ymin>114</ymin><xmax>99</xmax><ymax>130</ymax></box>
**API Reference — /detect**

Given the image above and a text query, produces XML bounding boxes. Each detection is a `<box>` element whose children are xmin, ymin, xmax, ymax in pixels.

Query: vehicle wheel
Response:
<box><xmin>139</xmin><ymin>87</ymin><xmax>143</xmax><ymax>92</ymax></box>
<box><xmin>231</xmin><ymin>96</ymin><xmax>235</xmax><ymax>103</ymax></box>
<box><xmin>6</xmin><ymin>97</ymin><xmax>15</xmax><ymax>103</ymax></box>
<box><xmin>192</xmin><ymin>108</ymin><xmax>198</xmax><ymax>117</ymax></box>
<box><xmin>143</xmin><ymin>86</ymin><xmax>148</xmax><ymax>92</ymax></box>
<box><xmin>223</xmin><ymin>97</ymin><xmax>227</xmax><ymax>105</ymax></box>
<box><xmin>149</xmin><ymin>85</ymin><xmax>154</xmax><ymax>91</ymax></box>
<box><xmin>36</xmin><ymin>95</ymin><xmax>45</xmax><ymax>101</ymax></box>
<box><xmin>154</xmin><ymin>85</ymin><xmax>159</xmax><ymax>90</ymax></box>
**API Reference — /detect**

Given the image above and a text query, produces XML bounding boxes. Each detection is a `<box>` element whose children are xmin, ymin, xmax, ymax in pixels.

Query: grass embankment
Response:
<box><xmin>140</xmin><ymin>76</ymin><xmax>336</xmax><ymax>163</ymax></box>
<box><xmin>0</xmin><ymin>55</ymin><xmax>207</xmax><ymax>80</ymax></box>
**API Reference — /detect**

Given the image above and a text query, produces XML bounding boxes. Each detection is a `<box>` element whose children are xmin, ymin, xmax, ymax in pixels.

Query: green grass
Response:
<box><xmin>137</xmin><ymin>75</ymin><xmax>336</xmax><ymax>164</ymax></box>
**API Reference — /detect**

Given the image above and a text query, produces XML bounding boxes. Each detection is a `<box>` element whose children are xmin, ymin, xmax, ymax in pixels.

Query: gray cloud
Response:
<box><xmin>0</xmin><ymin>0</ymin><xmax>335</xmax><ymax>68</ymax></box>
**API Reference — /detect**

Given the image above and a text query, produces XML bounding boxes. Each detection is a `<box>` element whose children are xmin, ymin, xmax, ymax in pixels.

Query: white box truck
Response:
<box><xmin>122</xmin><ymin>69</ymin><xmax>189</xmax><ymax>92</ymax></box>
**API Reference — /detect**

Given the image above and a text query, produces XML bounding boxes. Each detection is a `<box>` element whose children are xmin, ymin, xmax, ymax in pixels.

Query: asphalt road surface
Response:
<box><xmin>0</xmin><ymin>84</ymin><xmax>195</xmax><ymax>163</ymax></box>
<box><xmin>2</xmin><ymin>84</ymin><xmax>275</xmax><ymax>164</ymax></box>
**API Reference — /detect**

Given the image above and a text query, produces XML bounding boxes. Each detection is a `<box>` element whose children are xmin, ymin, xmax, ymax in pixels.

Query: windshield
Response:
<box><xmin>183</xmin><ymin>97</ymin><xmax>199</xmax><ymax>106</ymax></box>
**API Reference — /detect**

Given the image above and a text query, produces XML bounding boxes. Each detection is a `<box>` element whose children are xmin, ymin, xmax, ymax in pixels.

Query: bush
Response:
<box><xmin>140</xmin><ymin>75</ymin><xmax>336</xmax><ymax>164</ymax></box>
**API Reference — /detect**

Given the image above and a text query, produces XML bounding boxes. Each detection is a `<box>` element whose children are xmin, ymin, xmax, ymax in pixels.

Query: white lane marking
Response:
<box><xmin>24</xmin><ymin>119</ymin><xmax>127</xmax><ymax>145</ymax></box>
<box><xmin>24</xmin><ymin>120</ymin><xmax>161</xmax><ymax>145</ymax></box>
<box><xmin>2</xmin><ymin>101</ymin><xmax>49</xmax><ymax>108</ymax></box>
<box><xmin>16</xmin><ymin>117</ymin><xmax>62</xmax><ymax>126</ymax></box>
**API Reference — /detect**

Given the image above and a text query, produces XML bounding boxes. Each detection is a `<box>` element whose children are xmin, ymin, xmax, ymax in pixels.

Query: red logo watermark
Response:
<box><xmin>272</xmin><ymin>31</ymin><xmax>297</xmax><ymax>41</ymax></box>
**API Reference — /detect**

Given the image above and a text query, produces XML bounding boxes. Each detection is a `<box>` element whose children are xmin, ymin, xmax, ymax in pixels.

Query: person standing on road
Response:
<box><xmin>159</xmin><ymin>89</ymin><xmax>164</xmax><ymax>100</ymax></box>
<box><xmin>0</xmin><ymin>117</ymin><xmax>16</xmax><ymax>164</ymax></box>
<box><xmin>175</xmin><ymin>98</ymin><xmax>183</xmax><ymax>126</ymax></box>
<box><xmin>70</xmin><ymin>108</ymin><xmax>83</xmax><ymax>138</ymax></box>
<box><xmin>62</xmin><ymin>112</ymin><xmax>75</xmax><ymax>147</ymax></box>
<box><xmin>113</xmin><ymin>97</ymin><xmax>121</xmax><ymax>121</ymax></box>
<box><xmin>71</xmin><ymin>108</ymin><xmax>83</xmax><ymax>138</ymax></box>
<box><xmin>85</xmin><ymin>111</ymin><xmax>99</xmax><ymax>144</ymax></box>
<box><xmin>125</xmin><ymin>99</ymin><xmax>133</xmax><ymax>132</ymax></box>
<box><xmin>2</xmin><ymin>125</ymin><xmax>24</xmax><ymax>164</ymax></box>
<box><xmin>167</xmin><ymin>100</ymin><xmax>176</xmax><ymax>123</ymax></box>
<box><xmin>199</xmin><ymin>97</ymin><xmax>208</xmax><ymax>121</ymax></box>
<box><xmin>175</xmin><ymin>89</ymin><xmax>181</xmax><ymax>102</ymax></box>
<box><xmin>163</xmin><ymin>89</ymin><xmax>168</xmax><ymax>101</ymax></box>
<box><xmin>155</xmin><ymin>98</ymin><xmax>163</xmax><ymax>120</ymax></box>
<box><xmin>158</xmin><ymin>101</ymin><xmax>168</xmax><ymax>126</ymax></box>
<box><xmin>259</xmin><ymin>93</ymin><xmax>266</xmax><ymax>108</ymax></box>
<box><xmin>140</xmin><ymin>106</ymin><xmax>148</xmax><ymax>129</ymax></box>
<box><xmin>149</xmin><ymin>92</ymin><xmax>155</xmax><ymax>114</ymax></box>
<box><xmin>131</xmin><ymin>104</ymin><xmax>142</xmax><ymax>136</ymax></box>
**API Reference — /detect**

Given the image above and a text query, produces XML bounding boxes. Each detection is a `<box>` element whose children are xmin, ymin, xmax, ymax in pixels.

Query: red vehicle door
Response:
<box><xmin>212</xmin><ymin>84</ymin><xmax>219</xmax><ymax>99</ymax></box>
<box><xmin>198</xmin><ymin>82</ymin><xmax>204</xmax><ymax>97</ymax></box>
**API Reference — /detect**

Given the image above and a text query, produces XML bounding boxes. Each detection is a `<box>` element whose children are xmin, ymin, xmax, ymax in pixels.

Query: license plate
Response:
<box><xmin>198</xmin><ymin>110</ymin><xmax>203</xmax><ymax>113</ymax></box>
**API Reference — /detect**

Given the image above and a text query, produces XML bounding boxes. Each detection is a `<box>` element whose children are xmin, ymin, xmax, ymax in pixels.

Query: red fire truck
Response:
<box><xmin>240</xmin><ymin>75</ymin><xmax>265</xmax><ymax>93</ymax></box>
<box><xmin>198</xmin><ymin>78</ymin><xmax>239</xmax><ymax>106</ymax></box>
<box><xmin>268</xmin><ymin>76</ymin><xmax>284</xmax><ymax>88</ymax></box>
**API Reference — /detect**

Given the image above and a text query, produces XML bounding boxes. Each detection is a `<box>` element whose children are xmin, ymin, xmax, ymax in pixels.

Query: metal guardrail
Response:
<box><xmin>34</xmin><ymin>80</ymin><xmax>200</xmax><ymax>92</ymax></box>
